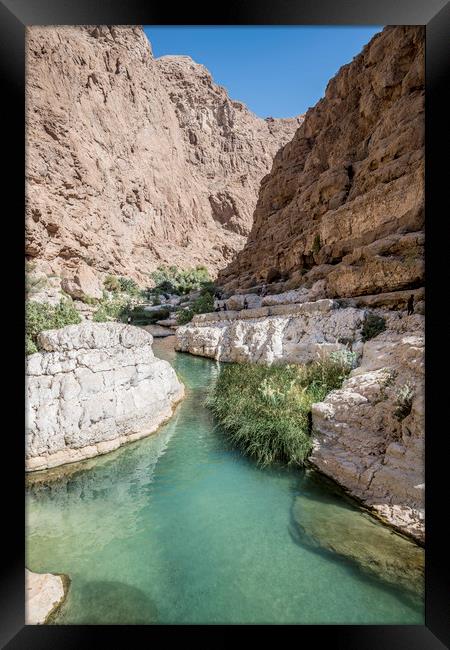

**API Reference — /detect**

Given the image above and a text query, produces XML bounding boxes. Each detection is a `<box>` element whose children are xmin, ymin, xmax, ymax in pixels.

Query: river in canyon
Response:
<box><xmin>26</xmin><ymin>336</ymin><xmax>424</xmax><ymax>624</ymax></box>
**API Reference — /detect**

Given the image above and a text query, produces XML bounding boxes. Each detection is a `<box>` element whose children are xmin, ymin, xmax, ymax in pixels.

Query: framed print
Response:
<box><xmin>1</xmin><ymin>0</ymin><xmax>449</xmax><ymax>646</ymax></box>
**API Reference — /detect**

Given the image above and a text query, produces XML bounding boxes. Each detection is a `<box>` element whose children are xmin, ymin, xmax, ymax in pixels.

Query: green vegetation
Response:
<box><xmin>312</xmin><ymin>233</ymin><xmax>321</xmax><ymax>255</ymax></box>
<box><xmin>118</xmin><ymin>276</ymin><xmax>141</xmax><ymax>296</ymax></box>
<box><xmin>206</xmin><ymin>351</ymin><xmax>354</xmax><ymax>467</ymax></box>
<box><xmin>361</xmin><ymin>313</ymin><xmax>386</xmax><ymax>342</ymax></box>
<box><xmin>176</xmin><ymin>291</ymin><xmax>214</xmax><ymax>325</ymax></box>
<box><xmin>150</xmin><ymin>265</ymin><xmax>211</xmax><ymax>295</ymax></box>
<box><xmin>92</xmin><ymin>295</ymin><xmax>131</xmax><ymax>323</ymax></box>
<box><xmin>26</xmin><ymin>275</ymin><xmax>48</xmax><ymax>296</ymax></box>
<box><xmin>103</xmin><ymin>274</ymin><xmax>121</xmax><ymax>293</ymax></box>
<box><xmin>26</xmin><ymin>299</ymin><xmax>81</xmax><ymax>354</ymax></box>
<box><xmin>103</xmin><ymin>274</ymin><xmax>143</xmax><ymax>298</ymax></box>
<box><xmin>127</xmin><ymin>306</ymin><xmax>170</xmax><ymax>326</ymax></box>
<box><xmin>394</xmin><ymin>382</ymin><xmax>414</xmax><ymax>421</ymax></box>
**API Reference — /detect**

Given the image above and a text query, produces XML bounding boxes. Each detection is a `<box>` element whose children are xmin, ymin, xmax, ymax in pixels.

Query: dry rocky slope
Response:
<box><xmin>26</xmin><ymin>322</ymin><xmax>184</xmax><ymax>471</ymax></box>
<box><xmin>219</xmin><ymin>26</ymin><xmax>424</xmax><ymax>298</ymax></box>
<box><xmin>179</xmin><ymin>26</ymin><xmax>425</xmax><ymax>543</ymax></box>
<box><xmin>26</xmin><ymin>25</ymin><xmax>301</xmax><ymax>286</ymax></box>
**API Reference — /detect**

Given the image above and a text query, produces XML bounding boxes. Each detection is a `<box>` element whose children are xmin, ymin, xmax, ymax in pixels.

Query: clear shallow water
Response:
<box><xmin>26</xmin><ymin>337</ymin><xmax>424</xmax><ymax>624</ymax></box>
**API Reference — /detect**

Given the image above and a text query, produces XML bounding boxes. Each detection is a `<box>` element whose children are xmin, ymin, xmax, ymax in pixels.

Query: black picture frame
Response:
<box><xmin>3</xmin><ymin>0</ymin><xmax>449</xmax><ymax>646</ymax></box>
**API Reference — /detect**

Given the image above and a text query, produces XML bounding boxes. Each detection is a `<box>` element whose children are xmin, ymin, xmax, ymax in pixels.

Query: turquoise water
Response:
<box><xmin>26</xmin><ymin>337</ymin><xmax>424</xmax><ymax>624</ymax></box>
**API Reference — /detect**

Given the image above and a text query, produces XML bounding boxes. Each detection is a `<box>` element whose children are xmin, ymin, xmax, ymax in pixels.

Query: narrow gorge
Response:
<box><xmin>25</xmin><ymin>24</ymin><xmax>425</xmax><ymax>626</ymax></box>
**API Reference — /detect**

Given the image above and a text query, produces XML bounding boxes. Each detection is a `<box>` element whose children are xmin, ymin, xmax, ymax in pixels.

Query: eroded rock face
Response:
<box><xmin>25</xmin><ymin>569</ymin><xmax>69</xmax><ymax>624</ymax></box>
<box><xmin>176</xmin><ymin>300</ymin><xmax>366</xmax><ymax>364</ymax></box>
<box><xmin>218</xmin><ymin>26</ymin><xmax>424</xmax><ymax>298</ymax></box>
<box><xmin>26</xmin><ymin>322</ymin><xmax>184</xmax><ymax>471</ymax></box>
<box><xmin>26</xmin><ymin>26</ymin><xmax>301</xmax><ymax>284</ymax></box>
<box><xmin>310</xmin><ymin>314</ymin><xmax>424</xmax><ymax>542</ymax></box>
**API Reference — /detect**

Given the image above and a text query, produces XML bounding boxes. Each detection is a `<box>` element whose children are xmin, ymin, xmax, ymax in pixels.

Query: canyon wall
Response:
<box><xmin>26</xmin><ymin>26</ymin><xmax>301</xmax><ymax>285</ymax></box>
<box><xmin>218</xmin><ymin>26</ymin><xmax>424</xmax><ymax>300</ymax></box>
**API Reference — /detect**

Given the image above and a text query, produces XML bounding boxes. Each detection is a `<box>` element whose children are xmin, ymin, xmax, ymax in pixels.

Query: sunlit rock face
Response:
<box><xmin>26</xmin><ymin>322</ymin><xmax>184</xmax><ymax>471</ymax></box>
<box><xmin>310</xmin><ymin>314</ymin><xmax>424</xmax><ymax>543</ymax></box>
<box><xmin>218</xmin><ymin>26</ymin><xmax>424</xmax><ymax>299</ymax></box>
<box><xmin>25</xmin><ymin>26</ymin><xmax>301</xmax><ymax>286</ymax></box>
<box><xmin>176</xmin><ymin>300</ymin><xmax>366</xmax><ymax>365</ymax></box>
<box><xmin>25</xmin><ymin>569</ymin><xmax>69</xmax><ymax>624</ymax></box>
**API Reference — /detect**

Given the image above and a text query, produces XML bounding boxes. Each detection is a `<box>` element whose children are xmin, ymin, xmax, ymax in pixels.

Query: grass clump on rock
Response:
<box><xmin>206</xmin><ymin>352</ymin><xmax>353</xmax><ymax>467</ymax></box>
<box><xmin>26</xmin><ymin>299</ymin><xmax>81</xmax><ymax>354</ymax></box>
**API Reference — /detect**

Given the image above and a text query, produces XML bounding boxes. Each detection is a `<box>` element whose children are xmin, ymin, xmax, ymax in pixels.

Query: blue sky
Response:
<box><xmin>143</xmin><ymin>26</ymin><xmax>383</xmax><ymax>118</ymax></box>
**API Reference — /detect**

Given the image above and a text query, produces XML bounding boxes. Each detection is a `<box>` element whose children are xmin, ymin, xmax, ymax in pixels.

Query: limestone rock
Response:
<box><xmin>25</xmin><ymin>569</ymin><xmax>69</xmax><ymax>624</ymax></box>
<box><xmin>26</xmin><ymin>322</ymin><xmax>184</xmax><ymax>471</ymax></box>
<box><xmin>218</xmin><ymin>26</ymin><xmax>424</xmax><ymax>299</ymax></box>
<box><xmin>310</xmin><ymin>316</ymin><xmax>424</xmax><ymax>542</ymax></box>
<box><xmin>176</xmin><ymin>300</ymin><xmax>366</xmax><ymax>365</ymax></box>
<box><xmin>25</xmin><ymin>26</ymin><xmax>301</xmax><ymax>284</ymax></box>
<box><xmin>60</xmin><ymin>263</ymin><xmax>103</xmax><ymax>300</ymax></box>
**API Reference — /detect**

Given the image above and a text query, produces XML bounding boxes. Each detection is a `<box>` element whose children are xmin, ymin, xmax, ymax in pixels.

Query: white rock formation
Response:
<box><xmin>310</xmin><ymin>314</ymin><xmax>424</xmax><ymax>543</ymax></box>
<box><xmin>26</xmin><ymin>322</ymin><xmax>184</xmax><ymax>471</ymax></box>
<box><xmin>25</xmin><ymin>569</ymin><xmax>68</xmax><ymax>624</ymax></box>
<box><xmin>176</xmin><ymin>300</ymin><xmax>366</xmax><ymax>365</ymax></box>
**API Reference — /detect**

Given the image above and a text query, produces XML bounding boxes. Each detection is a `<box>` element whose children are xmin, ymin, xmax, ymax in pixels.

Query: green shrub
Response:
<box><xmin>206</xmin><ymin>355</ymin><xmax>352</xmax><ymax>467</ymax></box>
<box><xmin>125</xmin><ymin>306</ymin><xmax>171</xmax><ymax>326</ymax></box>
<box><xmin>312</xmin><ymin>233</ymin><xmax>321</xmax><ymax>254</ymax></box>
<box><xmin>394</xmin><ymin>382</ymin><xmax>414</xmax><ymax>421</ymax></box>
<box><xmin>26</xmin><ymin>299</ymin><xmax>81</xmax><ymax>354</ymax></box>
<box><xmin>25</xmin><ymin>274</ymin><xmax>48</xmax><ymax>296</ymax></box>
<box><xmin>150</xmin><ymin>265</ymin><xmax>212</xmax><ymax>295</ymax></box>
<box><xmin>361</xmin><ymin>313</ymin><xmax>386</xmax><ymax>342</ymax></box>
<box><xmin>118</xmin><ymin>276</ymin><xmax>141</xmax><ymax>296</ymax></box>
<box><xmin>25</xmin><ymin>336</ymin><xmax>38</xmax><ymax>355</ymax></box>
<box><xmin>104</xmin><ymin>274</ymin><xmax>145</xmax><ymax>299</ymax></box>
<box><xmin>92</xmin><ymin>296</ymin><xmax>131</xmax><ymax>323</ymax></box>
<box><xmin>104</xmin><ymin>274</ymin><xmax>121</xmax><ymax>293</ymax></box>
<box><xmin>176</xmin><ymin>291</ymin><xmax>214</xmax><ymax>325</ymax></box>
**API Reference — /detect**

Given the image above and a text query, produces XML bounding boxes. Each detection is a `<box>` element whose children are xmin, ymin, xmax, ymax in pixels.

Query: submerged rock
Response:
<box><xmin>291</xmin><ymin>483</ymin><xmax>424</xmax><ymax>602</ymax></box>
<box><xmin>25</xmin><ymin>568</ymin><xmax>69</xmax><ymax>624</ymax></box>
<box><xmin>26</xmin><ymin>322</ymin><xmax>184</xmax><ymax>471</ymax></box>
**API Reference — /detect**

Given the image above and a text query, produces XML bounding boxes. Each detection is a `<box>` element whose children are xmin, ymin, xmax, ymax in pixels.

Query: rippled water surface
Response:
<box><xmin>26</xmin><ymin>337</ymin><xmax>424</xmax><ymax>624</ymax></box>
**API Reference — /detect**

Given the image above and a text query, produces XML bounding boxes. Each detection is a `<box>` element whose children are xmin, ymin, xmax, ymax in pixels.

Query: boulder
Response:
<box><xmin>26</xmin><ymin>322</ymin><xmax>184</xmax><ymax>471</ymax></box>
<box><xmin>25</xmin><ymin>569</ymin><xmax>69</xmax><ymax>624</ymax></box>
<box><xmin>61</xmin><ymin>264</ymin><xmax>103</xmax><ymax>300</ymax></box>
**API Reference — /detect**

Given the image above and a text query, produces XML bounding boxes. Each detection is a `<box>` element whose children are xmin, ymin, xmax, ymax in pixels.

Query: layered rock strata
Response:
<box><xmin>25</xmin><ymin>569</ymin><xmax>69</xmax><ymax>624</ymax></box>
<box><xmin>176</xmin><ymin>299</ymin><xmax>366</xmax><ymax>364</ymax></box>
<box><xmin>26</xmin><ymin>26</ymin><xmax>301</xmax><ymax>285</ymax></box>
<box><xmin>311</xmin><ymin>314</ymin><xmax>424</xmax><ymax>543</ymax></box>
<box><xmin>218</xmin><ymin>26</ymin><xmax>424</xmax><ymax>298</ymax></box>
<box><xmin>26</xmin><ymin>322</ymin><xmax>184</xmax><ymax>471</ymax></box>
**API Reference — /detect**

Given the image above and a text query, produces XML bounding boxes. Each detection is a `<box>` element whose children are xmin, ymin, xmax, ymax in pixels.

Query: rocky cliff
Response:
<box><xmin>25</xmin><ymin>26</ymin><xmax>301</xmax><ymax>285</ymax></box>
<box><xmin>311</xmin><ymin>314</ymin><xmax>424</xmax><ymax>543</ymax></box>
<box><xmin>218</xmin><ymin>26</ymin><xmax>424</xmax><ymax>300</ymax></box>
<box><xmin>26</xmin><ymin>322</ymin><xmax>184</xmax><ymax>471</ymax></box>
